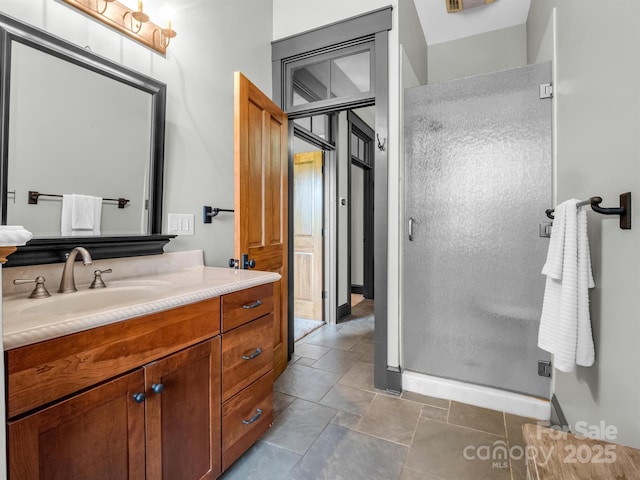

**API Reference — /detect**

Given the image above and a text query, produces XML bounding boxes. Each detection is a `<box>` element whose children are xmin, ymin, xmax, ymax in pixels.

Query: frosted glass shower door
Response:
<box><xmin>403</xmin><ymin>63</ymin><xmax>552</xmax><ymax>398</ymax></box>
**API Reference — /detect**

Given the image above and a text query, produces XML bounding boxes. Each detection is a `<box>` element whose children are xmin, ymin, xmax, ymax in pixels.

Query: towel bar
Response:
<box><xmin>203</xmin><ymin>206</ymin><xmax>234</xmax><ymax>224</ymax></box>
<box><xmin>28</xmin><ymin>191</ymin><xmax>129</xmax><ymax>208</ymax></box>
<box><xmin>545</xmin><ymin>192</ymin><xmax>631</xmax><ymax>229</ymax></box>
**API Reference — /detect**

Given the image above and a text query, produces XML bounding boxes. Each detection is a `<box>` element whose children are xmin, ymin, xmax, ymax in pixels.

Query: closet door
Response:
<box><xmin>403</xmin><ymin>63</ymin><xmax>552</xmax><ymax>397</ymax></box>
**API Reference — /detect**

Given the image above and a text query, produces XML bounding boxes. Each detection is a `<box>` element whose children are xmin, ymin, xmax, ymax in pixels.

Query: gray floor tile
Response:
<box><xmin>349</xmin><ymin>339</ymin><xmax>374</xmax><ymax>362</ymax></box>
<box><xmin>293</xmin><ymin>342</ymin><xmax>331</xmax><ymax>360</ymax></box>
<box><xmin>448</xmin><ymin>401</ymin><xmax>506</xmax><ymax>437</ymax></box>
<box><xmin>339</xmin><ymin>360</ymin><xmax>375</xmax><ymax>391</ymax></box>
<box><xmin>405</xmin><ymin>418</ymin><xmax>511</xmax><ymax>480</ymax></box>
<box><xmin>289</xmin><ymin>424</ymin><xmax>408</xmax><ymax>480</ymax></box>
<box><xmin>331</xmin><ymin>410</ymin><xmax>362</xmax><ymax>429</ymax></box>
<box><xmin>262</xmin><ymin>398</ymin><xmax>337</xmax><ymax>455</ymax></box>
<box><xmin>399</xmin><ymin>467</ymin><xmax>444</xmax><ymax>480</ymax></box>
<box><xmin>319</xmin><ymin>383</ymin><xmax>376</xmax><ymax>416</ymax></box>
<box><xmin>311</xmin><ymin>348</ymin><xmax>363</xmax><ymax>374</ymax></box>
<box><xmin>356</xmin><ymin>394</ymin><xmax>423</xmax><ymax>446</ymax></box>
<box><xmin>304</xmin><ymin>326</ymin><xmax>362</xmax><ymax>351</ymax></box>
<box><xmin>273</xmin><ymin>391</ymin><xmax>296</xmax><ymax>419</ymax></box>
<box><xmin>219</xmin><ymin>441</ymin><xmax>300</xmax><ymax>480</ymax></box>
<box><xmin>296</xmin><ymin>357</ymin><xmax>317</xmax><ymax>367</ymax></box>
<box><xmin>401</xmin><ymin>391</ymin><xmax>451</xmax><ymax>410</ymax></box>
<box><xmin>420</xmin><ymin>404</ymin><xmax>448</xmax><ymax>423</ymax></box>
<box><xmin>274</xmin><ymin>363</ymin><xmax>341</xmax><ymax>402</ymax></box>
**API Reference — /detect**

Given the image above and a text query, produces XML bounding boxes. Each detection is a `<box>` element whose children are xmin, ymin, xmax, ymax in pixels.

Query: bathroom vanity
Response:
<box><xmin>2</xmin><ymin>251</ymin><xmax>279</xmax><ymax>479</ymax></box>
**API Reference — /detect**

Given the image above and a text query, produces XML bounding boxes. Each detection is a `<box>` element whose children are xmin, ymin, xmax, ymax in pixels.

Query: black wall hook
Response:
<box><xmin>545</xmin><ymin>192</ymin><xmax>631</xmax><ymax>229</ymax></box>
<box><xmin>376</xmin><ymin>133</ymin><xmax>386</xmax><ymax>151</ymax></box>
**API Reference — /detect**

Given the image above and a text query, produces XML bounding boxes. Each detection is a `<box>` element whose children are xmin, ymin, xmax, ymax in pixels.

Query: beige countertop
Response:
<box><xmin>2</xmin><ymin>251</ymin><xmax>280</xmax><ymax>350</ymax></box>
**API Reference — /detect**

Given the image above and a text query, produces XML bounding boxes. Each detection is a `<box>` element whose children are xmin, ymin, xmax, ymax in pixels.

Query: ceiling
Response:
<box><xmin>414</xmin><ymin>0</ymin><xmax>531</xmax><ymax>45</ymax></box>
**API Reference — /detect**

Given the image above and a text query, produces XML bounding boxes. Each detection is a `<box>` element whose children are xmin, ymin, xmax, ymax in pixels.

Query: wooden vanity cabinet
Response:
<box><xmin>6</xmin><ymin>297</ymin><xmax>223</xmax><ymax>480</ymax></box>
<box><xmin>5</xmin><ymin>283</ymin><xmax>276</xmax><ymax>479</ymax></box>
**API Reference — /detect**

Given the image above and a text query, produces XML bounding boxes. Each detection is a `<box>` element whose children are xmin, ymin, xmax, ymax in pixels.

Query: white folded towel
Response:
<box><xmin>0</xmin><ymin>225</ymin><xmax>33</xmax><ymax>246</ymax></box>
<box><xmin>538</xmin><ymin>199</ymin><xmax>595</xmax><ymax>372</ymax></box>
<box><xmin>61</xmin><ymin>194</ymin><xmax>102</xmax><ymax>236</ymax></box>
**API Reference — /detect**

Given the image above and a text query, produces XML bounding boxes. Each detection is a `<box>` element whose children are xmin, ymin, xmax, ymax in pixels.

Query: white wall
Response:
<box><xmin>428</xmin><ymin>24</ymin><xmax>527</xmax><ymax>84</ymax></box>
<box><xmin>528</xmin><ymin>0</ymin><xmax>640</xmax><ymax>448</ymax></box>
<box><xmin>1</xmin><ymin>0</ymin><xmax>273</xmax><ymax>268</ymax></box>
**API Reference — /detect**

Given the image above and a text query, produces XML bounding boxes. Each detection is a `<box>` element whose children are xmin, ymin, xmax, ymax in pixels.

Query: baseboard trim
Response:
<box><xmin>351</xmin><ymin>284</ymin><xmax>364</xmax><ymax>294</ymax></box>
<box><xmin>337</xmin><ymin>303</ymin><xmax>351</xmax><ymax>321</ymax></box>
<box><xmin>402</xmin><ymin>370</ymin><xmax>550</xmax><ymax>420</ymax></box>
<box><xmin>386</xmin><ymin>366</ymin><xmax>402</xmax><ymax>394</ymax></box>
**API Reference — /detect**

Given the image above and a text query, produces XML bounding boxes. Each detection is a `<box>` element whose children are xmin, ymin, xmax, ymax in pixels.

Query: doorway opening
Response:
<box><xmin>292</xmin><ymin>115</ymin><xmax>333</xmax><ymax>341</ymax></box>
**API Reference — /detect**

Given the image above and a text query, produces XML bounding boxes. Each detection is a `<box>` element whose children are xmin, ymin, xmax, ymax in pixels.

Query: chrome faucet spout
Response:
<box><xmin>58</xmin><ymin>247</ymin><xmax>93</xmax><ymax>293</ymax></box>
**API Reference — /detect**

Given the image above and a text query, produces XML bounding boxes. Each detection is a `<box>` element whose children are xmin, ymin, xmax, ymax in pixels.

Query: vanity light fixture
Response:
<box><xmin>62</xmin><ymin>0</ymin><xmax>176</xmax><ymax>55</ymax></box>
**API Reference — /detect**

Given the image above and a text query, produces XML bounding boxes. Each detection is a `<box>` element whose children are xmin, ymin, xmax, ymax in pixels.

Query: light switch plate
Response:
<box><xmin>168</xmin><ymin>213</ymin><xmax>195</xmax><ymax>236</ymax></box>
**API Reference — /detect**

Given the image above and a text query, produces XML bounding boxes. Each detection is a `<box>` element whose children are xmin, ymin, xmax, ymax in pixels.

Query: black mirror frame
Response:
<box><xmin>0</xmin><ymin>13</ymin><xmax>173</xmax><ymax>267</ymax></box>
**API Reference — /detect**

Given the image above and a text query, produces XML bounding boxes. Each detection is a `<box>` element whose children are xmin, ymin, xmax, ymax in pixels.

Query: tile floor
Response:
<box><xmin>221</xmin><ymin>300</ymin><xmax>540</xmax><ymax>480</ymax></box>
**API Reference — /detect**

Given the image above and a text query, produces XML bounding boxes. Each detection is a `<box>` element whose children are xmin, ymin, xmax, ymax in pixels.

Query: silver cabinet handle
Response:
<box><xmin>242</xmin><ymin>408</ymin><xmax>263</xmax><ymax>425</ymax></box>
<box><xmin>242</xmin><ymin>348</ymin><xmax>263</xmax><ymax>361</ymax></box>
<box><xmin>408</xmin><ymin>217</ymin><xmax>415</xmax><ymax>242</ymax></box>
<box><xmin>242</xmin><ymin>300</ymin><xmax>262</xmax><ymax>309</ymax></box>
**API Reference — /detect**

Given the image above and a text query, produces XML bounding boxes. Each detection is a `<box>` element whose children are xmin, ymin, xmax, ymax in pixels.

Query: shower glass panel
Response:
<box><xmin>403</xmin><ymin>63</ymin><xmax>552</xmax><ymax>398</ymax></box>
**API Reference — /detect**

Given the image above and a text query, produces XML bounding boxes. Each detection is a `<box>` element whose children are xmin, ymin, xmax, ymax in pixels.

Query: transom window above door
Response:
<box><xmin>285</xmin><ymin>40</ymin><xmax>375</xmax><ymax>114</ymax></box>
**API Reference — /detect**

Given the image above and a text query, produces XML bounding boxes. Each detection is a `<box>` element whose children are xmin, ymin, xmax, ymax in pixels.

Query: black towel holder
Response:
<box><xmin>203</xmin><ymin>205</ymin><xmax>234</xmax><ymax>224</ymax></box>
<box><xmin>545</xmin><ymin>192</ymin><xmax>631</xmax><ymax>229</ymax></box>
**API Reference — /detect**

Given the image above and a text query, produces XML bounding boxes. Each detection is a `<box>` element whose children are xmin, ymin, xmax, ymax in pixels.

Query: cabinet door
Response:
<box><xmin>8</xmin><ymin>370</ymin><xmax>146</xmax><ymax>480</ymax></box>
<box><xmin>145</xmin><ymin>338</ymin><xmax>221</xmax><ymax>480</ymax></box>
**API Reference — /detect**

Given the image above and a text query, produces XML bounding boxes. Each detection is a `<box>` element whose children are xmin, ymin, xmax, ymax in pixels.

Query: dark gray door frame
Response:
<box><xmin>272</xmin><ymin>6</ymin><xmax>393</xmax><ymax>392</ymax></box>
<box><xmin>347</xmin><ymin>111</ymin><xmax>375</xmax><ymax>301</ymax></box>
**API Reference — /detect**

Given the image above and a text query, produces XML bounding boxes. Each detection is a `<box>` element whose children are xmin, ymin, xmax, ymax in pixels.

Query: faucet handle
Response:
<box><xmin>90</xmin><ymin>269</ymin><xmax>112</xmax><ymax>289</ymax></box>
<box><xmin>13</xmin><ymin>276</ymin><xmax>51</xmax><ymax>299</ymax></box>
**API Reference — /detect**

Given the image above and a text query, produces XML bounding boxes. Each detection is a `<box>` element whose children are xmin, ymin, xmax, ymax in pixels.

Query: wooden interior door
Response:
<box><xmin>145</xmin><ymin>339</ymin><xmax>221</xmax><ymax>480</ymax></box>
<box><xmin>234</xmin><ymin>72</ymin><xmax>288</xmax><ymax>378</ymax></box>
<box><xmin>8</xmin><ymin>370</ymin><xmax>146</xmax><ymax>479</ymax></box>
<box><xmin>293</xmin><ymin>151</ymin><xmax>323</xmax><ymax>320</ymax></box>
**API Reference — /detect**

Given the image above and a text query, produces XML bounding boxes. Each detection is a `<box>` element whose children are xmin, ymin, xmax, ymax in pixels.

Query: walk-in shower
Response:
<box><xmin>402</xmin><ymin>63</ymin><xmax>552</xmax><ymax>419</ymax></box>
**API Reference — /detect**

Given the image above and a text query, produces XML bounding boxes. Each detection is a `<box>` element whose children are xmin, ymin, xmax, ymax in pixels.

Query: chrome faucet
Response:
<box><xmin>58</xmin><ymin>247</ymin><xmax>93</xmax><ymax>293</ymax></box>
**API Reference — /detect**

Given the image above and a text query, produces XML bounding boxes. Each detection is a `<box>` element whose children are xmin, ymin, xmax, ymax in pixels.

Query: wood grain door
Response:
<box><xmin>293</xmin><ymin>151</ymin><xmax>323</xmax><ymax>320</ymax></box>
<box><xmin>8</xmin><ymin>370</ymin><xmax>146</xmax><ymax>480</ymax></box>
<box><xmin>145</xmin><ymin>338</ymin><xmax>221</xmax><ymax>480</ymax></box>
<box><xmin>234</xmin><ymin>72</ymin><xmax>288</xmax><ymax>378</ymax></box>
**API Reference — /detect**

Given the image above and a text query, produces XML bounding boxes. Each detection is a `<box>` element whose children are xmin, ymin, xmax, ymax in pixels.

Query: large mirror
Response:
<box><xmin>0</xmin><ymin>13</ymin><xmax>172</xmax><ymax>266</ymax></box>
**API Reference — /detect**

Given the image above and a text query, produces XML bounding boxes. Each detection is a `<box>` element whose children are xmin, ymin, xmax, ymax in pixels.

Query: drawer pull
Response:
<box><xmin>242</xmin><ymin>408</ymin><xmax>263</xmax><ymax>425</ymax></box>
<box><xmin>242</xmin><ymin>300</ymin><xmax>262</xmax><ymax>309</ymax></box>
<box><xmin>242</xmin><ymin>348</ymin><xmax>263</xmax><ymax>361</ymax></box>
<box><xmin>132</xmin><ymin>392</ymin><xmax>146</xmax><ymax>404</ymax></box>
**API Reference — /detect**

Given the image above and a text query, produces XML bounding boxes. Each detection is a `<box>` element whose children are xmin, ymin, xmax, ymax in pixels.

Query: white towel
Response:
<box><xmin>0</xmin><ymin>225</ymin><xmax>32</xmax><ymax>246</ymax></box>
<box><xmin>538</xmin><ymin>199</ymin><xmax>595</xmax><ymax>372</ymax></box>
<box><xmin>61</xmin><ymin>194</ymin><xmax>102</xmax><ymax>236</ymax></box>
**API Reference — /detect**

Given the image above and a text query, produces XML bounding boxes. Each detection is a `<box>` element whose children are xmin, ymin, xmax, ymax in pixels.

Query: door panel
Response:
<box><xmin>403</xmin><ymin>63</ymin><xmax>552</xmax><ymax>398</ymax></box>
<box><xmin>145</xmin><ymin>339</ymin><xmax>221</xmax><ymax>480</ymax></box>
<box><xmin>8</xmin><ymin>370</ymin><xmax>146</xmax><ymax>480</ymax></box>
<box><xmin>234</xmin><ymin>72</ymin><xmax>288</xmax><ymax>378</ymax></box>
<box><xmin>294</xmin><ymin>151</ymin><xmax>323</xmax><ymax>320</ymax></box>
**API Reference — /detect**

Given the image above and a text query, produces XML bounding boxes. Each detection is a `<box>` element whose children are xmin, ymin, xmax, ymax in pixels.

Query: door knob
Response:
<box><xmin>132</xmin><ymin>392</ymin><xmax>146</xmax><ymax>403</ymax></box>
<box><xmin>151</xmin><ymin>383</ymin><xmax>164</xmax><ymax>394</ymax></box>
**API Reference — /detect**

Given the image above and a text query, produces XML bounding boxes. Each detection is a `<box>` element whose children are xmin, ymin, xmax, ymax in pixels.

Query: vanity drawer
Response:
<box><xmin>222</xmin><ymin>313</ymin><xmax>273</xmax><ymax>402</ymax></box>
<box><xmin>221</xmin><ymin>283</ymin><xmax>273</xmax><ymax>332</ymax></box>
<box><xmin>221</xmin><ymin>371</ymin><xmax>273</xmax><ymax>471</ymax></box>
<box><xmin>6</xmin><ymin>297</ymin><xmax>221</xmax><ymax>419</ymax></box>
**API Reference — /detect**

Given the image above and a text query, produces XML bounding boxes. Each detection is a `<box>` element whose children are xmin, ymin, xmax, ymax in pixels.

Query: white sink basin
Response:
<box><xmin>17</xmin><ymin>284</ymin><xmax>170</xmax><ymax>316</ymax></box>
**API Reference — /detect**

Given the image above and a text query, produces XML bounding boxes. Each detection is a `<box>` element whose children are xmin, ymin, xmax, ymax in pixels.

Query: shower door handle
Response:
<box><xmin>408</xmin><ymin>217</ymin><xmax>415</xmax><ymax>241</ymax></box>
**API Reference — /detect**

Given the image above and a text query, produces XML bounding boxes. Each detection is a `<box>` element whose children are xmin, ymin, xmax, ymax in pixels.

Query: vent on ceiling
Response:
<box><xmin>446</xmin><ymin>0</ymin><xmax>496</xmax><ymax>14</ymax></box>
